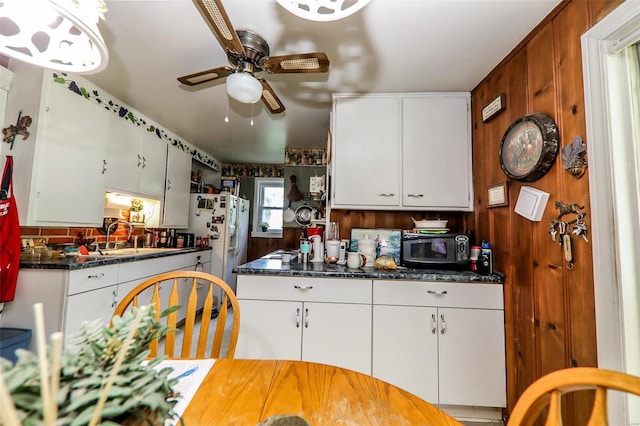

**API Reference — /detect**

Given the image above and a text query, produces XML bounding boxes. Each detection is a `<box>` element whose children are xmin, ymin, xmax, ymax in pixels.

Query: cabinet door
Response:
<box><xmin>138</xmin><ymin>131</ymin><xmax>167</xmax><ymax>198</ymax></box>
<box><xmin>31</xmin><ymin>80</ymin><xmax>108</xmax><ymax>225</ymax></box>
<box><xmin>402</xmin><ymin>95</ymin><xmax>472</xmax><ymax>210</ymax></box>
<box><xmin>65</xmin><ymin>285</ymin><xmax>118</xmax><ymax>347</ymax></box>
<box><xmin>235</xmin><ymin>299</ymin><xmax>302</xmax><ymax>360</ymax></box>
<box><xmin>437</xmin><ymin>307</ymin><xmax>506</xmax><ymax>407</ymax></box>
<box><xmin>163</xmin><ymin>146</ymin><xmax>191</xmax><ymax>228</ymax></box>
<box><xmin>301</xmin><ymin>302</ymin><xmax>372</xmax><ymax>375</ymax></box>
<box><xmin>372</xmin><ymin>305</ymin><xmax>439</xmax><ymax>403</ymax></box>
<box><xmin>105</xmin><ymin>113</ymin><xmax>141</xmax><ymax>194</ymax></box>
<box><xmin>332</xmin><ymin>96</ymin><xmax>400</xmax><ymax>207</ymax></box>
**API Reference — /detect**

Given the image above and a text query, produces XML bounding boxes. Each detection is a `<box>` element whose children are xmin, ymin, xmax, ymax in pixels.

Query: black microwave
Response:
<box><xmin>401</xmin><ymin>232</ymin><xmax>470</xmax><ymax>269</ymax></box>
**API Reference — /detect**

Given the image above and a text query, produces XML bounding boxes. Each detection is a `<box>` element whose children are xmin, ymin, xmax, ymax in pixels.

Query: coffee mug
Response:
<box><xmin>281</xmin><ymin>252</ymin><xmax>292</xmax><ymax>263</ymax></box>
<box><xmin>347</xmin><ymin>252</ymin><xmax>366</xmax><ymax>268</ymax></box>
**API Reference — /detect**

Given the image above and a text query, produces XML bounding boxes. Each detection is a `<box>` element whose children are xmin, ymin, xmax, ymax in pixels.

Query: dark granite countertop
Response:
<box><xmin>234</xmin><ymin>252</ymin><xmax>504</xmax><ymax>283</ymax></box>
<box><xmin>19</xmin><ymin>247</ymin><xmax>211</xmax><ymax>271</ymax></box>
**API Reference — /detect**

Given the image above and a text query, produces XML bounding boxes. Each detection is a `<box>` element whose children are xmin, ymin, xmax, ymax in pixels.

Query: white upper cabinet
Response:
<box><xmin>331</xmin><ymin>93</ymin><xmax>473</xmax><ymax>211</ymax></box>
<box><xmin>4</xmin><ymin>67</ymin><xmax>110</xmax><ymax>227</ymax></box>
<box><xmin>2</xmin><ymin>63</ymin><xmax>218</xmax><ymax>228</ymax></box>
<box><xmin>402</xmin><ymin>95</ymin><xmax>472</xmax><ymax>209</ymax></box>
<box><xmin>331</xmin><ymin>96</ymin><xmax>400</xmax><ymax>207</ymax></box>
<box><xmin>162</xmin><ymin>145</ymin><xmax>191</xmax><ymax>228</ymax></box>
<box><xmin>105</xmin><ymin>114</ymin><xmax>167</xmax><ymax>199</ymax></box>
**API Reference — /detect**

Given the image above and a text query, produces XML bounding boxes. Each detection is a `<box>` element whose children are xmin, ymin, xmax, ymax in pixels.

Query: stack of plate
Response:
<box><xmin>411</xmin><ymin>218</ymin><xmax>449</xmax><ymax>233</ymax></box>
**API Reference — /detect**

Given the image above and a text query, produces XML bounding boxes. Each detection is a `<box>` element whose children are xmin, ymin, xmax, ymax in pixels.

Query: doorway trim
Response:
<box><xmin>582</xmin><ymin>1</ymin><xmax>640</xmax><ymax>423</ymax></box>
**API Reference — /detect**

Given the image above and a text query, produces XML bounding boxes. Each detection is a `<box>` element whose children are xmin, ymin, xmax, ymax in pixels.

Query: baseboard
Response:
<box><xmin>438</xmin><ymin>405</ymin><xmax>504</xmax><ymax>423</ymax></box>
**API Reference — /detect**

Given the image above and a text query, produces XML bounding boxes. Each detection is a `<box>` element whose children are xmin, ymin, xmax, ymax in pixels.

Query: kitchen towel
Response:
<box><xmin>0</xmin><ymin>156</ymin><xmax>21</xmax><ymax>302</ymax></box>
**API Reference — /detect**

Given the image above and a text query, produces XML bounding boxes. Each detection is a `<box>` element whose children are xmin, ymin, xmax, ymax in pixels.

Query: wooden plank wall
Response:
<box><xmin>247</xmin><ymin>212</ymin><xmax>469</xmax><ymax>261</ymax></box>
<box><xmin>470</xmin><ymin>0</ymin><xmax>622</xmax><ymax>420</ymax></box>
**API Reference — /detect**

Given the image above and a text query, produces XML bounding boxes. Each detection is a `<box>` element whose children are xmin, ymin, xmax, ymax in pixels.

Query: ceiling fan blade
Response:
<box><xmin>256</xmin><ymin>77</ymin><xmax>285</xmax><ymax>114</ymax></box>
<box><xmin>177</xmin><ymin>66</ymin><xmax>233</xmax><ymax>86</ymax></box>
<box><xmin>194</xmin><ymin>0</ymin><xmax>245</xmax><ymax>56</ymax></box>
<box><xmin>260</xmin><ymin>52</ymin><xmax>330</xmax><ymax>74</ymax></box>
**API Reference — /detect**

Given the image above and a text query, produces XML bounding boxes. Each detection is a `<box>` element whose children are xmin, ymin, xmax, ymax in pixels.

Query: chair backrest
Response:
<box><xmin>507</xmin><ymin>367</ymin><xmax>640</xmax><ymax>426</ymax></box>
<box><xmin>113</xmin><ymin>271</ymin><xmax>240</xmax><ymax>359</ymax></box>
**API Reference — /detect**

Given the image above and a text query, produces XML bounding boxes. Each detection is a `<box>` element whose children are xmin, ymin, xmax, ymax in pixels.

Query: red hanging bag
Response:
<box><xmin>0</xmin><ymin>156</ymin><xmax>21</xmax><ymax>302</ymax></box>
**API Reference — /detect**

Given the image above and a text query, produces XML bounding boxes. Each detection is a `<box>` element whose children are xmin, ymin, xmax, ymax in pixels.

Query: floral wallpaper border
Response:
<box><xmin>51</xmin><ymin>72</ymin><xmax>220</xmax><ymax>171</ymax></box>
<box><xmin>221</xmin><ymin>164</ymin><xmax>284</xmax><ymax>178</ymax></box>
<box><xmin>285</xmin><ymin>148</ymin><xmax>327</xmax><ymax>166</ymax></box>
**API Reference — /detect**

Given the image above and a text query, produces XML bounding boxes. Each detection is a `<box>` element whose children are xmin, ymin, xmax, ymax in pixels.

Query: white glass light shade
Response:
<box><xmin>226</xmin><ymin>72</ymin><xmax>263</xmax><ymax>104</ymax></box>
<box><xmin>0</xmin><ymin>0</ymin><xmax>108</xmax><ymax>74</ymax></box>
<box><xmin>276</xmin><ymin>0</ymin><xmax>371</xmax><ymax>22</ymax></box>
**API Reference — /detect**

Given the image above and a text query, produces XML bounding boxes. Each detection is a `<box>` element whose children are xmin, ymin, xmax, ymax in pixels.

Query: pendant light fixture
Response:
<box><xmin>0</xmin><ymin>0</ymin><xmax>109</xmax><ymax>74</ymax></box>
<box><xmin>276</xmin><ymin>0</ymin><xmax>371</xmax><ymax>22</ymax></box>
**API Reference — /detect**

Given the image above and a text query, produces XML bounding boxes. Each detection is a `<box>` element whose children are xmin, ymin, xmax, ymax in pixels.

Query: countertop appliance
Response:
<box><xmin>187</xmin><ymin>193</ymin><xmax>250</xmax><ymax>293</ymax></box>
<box><xmin>401</xmin><ymin>231</ymin><xmax>470</xmax><ymax>269</ymax></box>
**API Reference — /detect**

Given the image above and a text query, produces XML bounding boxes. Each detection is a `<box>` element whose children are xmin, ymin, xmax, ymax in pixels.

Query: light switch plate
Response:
<box><xmin>514</xmin><ymin>186</ymin><xmax>550</xmax><ymax>221</ymax></box>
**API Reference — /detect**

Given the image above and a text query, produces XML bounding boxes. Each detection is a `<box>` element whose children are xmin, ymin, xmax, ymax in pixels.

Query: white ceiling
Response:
<box><xmin>86</xmin><ymin>0</ymin><xmax>561</xmax><ymax>165</ymax></box>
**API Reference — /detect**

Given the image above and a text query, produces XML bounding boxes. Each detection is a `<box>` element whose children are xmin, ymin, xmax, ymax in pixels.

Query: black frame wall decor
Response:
<box><xmin>498</xmin><ymin>112</ymin><xmax>559</xmax><ymax>182</ymax></box>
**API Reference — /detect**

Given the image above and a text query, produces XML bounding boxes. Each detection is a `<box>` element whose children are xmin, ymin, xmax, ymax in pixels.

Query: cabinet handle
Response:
<box><xmin>427</xmin><ymin>290</ymin><xmax>448</xmax><ymax>295</ymax></box>
<box><xmin>142</xmin><ymin>156</ymin><xmax>147</xmax><ymax>168</ymax></box>
<box><xmin>137</xmin><ymin>154</ymin><xmax>143</xmax><ymax>167</ymax></box>
<box><xmin>378</xmin><ymin>193</ymin><xmax>395</xmax><ymax>197</ymax></box>
<box><xmin>102</xmin><ymin>160</ymin><xmax>107</xmax><ymax>174</ymax></box>
<box><xmin>296</xmin><ymin>308</ymin><xmax>301</xmax><ymax>328</ymax></box>
<box><xmin>87</xmin><ymin>273</ymin><xmax>105</xmax><ymax>279</ymax></box>
<box><xmin>305</xmin><ymin>308</ymin><xmax>309</xmax><ymax>328</ymax></box>
<box><xmin>431</xmin><ymin>314</ymin><xmax>437</xmax><ymax>334</ymax></box>
<box><xmin>407</xmin><ymin>193</ymin><xmax>424</xmax><ymax>198</ymax></box>
<box><xmin>440</xmin><ymin>314</ymin><xmax>446</xmax><ymax>334</ymax></box>
<box><xmin>111</xmin><ymin>290</ymin><xmax>117</xmax><ymax>308</ymax></box>
<box><xmin>167</xmin><ymin>179</ymin><xmax>172</xmax><ymax>190</ymax></box>
<box><xmin>294</xmin><ymin>285</ymin><xmax>313</xmax><ymax>290</ymax></box>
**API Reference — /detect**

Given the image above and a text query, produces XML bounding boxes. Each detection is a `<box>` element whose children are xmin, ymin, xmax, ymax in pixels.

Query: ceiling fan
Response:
<box><xmin>177</xmin><ymin>0</ymin><xmax>331</xmax><ymax>114</ymax></box>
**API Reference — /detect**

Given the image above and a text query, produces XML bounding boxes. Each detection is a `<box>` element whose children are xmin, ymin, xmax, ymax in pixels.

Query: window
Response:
<box><xmin>252</xmin><ymin>178</ymin><xmax>284</xmax><ymax>237</ymax></box>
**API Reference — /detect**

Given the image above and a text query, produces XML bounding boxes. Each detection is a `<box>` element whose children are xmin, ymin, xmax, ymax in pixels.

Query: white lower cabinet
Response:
<box><xmin>372</xmin><ymin>280</ymin><xmax>506</xmax><ymax>408</ymax></box>
<box><xmin>2</xmin><ymin>251</ymin><xmax>211</xmax><ymax>351</ymax></box>
<box><xmin>235</xmin><ymin>275</ymin><xmax>372</xmax><ymax>375</ymax></box>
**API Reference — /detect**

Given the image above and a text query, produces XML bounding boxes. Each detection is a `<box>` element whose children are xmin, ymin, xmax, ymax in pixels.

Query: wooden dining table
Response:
<box><xmin>181</xmin><ymin>358</ymin><xmax>463</xmax><ymax>425</ymax></box>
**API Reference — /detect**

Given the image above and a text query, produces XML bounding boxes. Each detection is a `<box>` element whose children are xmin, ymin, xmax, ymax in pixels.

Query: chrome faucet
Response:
<box><xmin>105</xmin><ymin>220</ymin><xmax>133</xmax><ymax>250</ymax></box>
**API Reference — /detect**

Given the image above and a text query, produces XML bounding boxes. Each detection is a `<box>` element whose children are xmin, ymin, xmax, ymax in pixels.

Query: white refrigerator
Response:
<box><xmin>187</xmin><ymin>193</ymin><xmax>250</xmax><ymax>293</ymax></box>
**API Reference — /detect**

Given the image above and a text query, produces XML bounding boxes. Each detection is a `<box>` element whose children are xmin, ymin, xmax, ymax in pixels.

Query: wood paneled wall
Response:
<box><xmin>247</xmin><ymin>212</ymin><xmax>470</xmax><ymax>261</ymax></box>
<box><xmin>470</xmin><ymin>0</ymin><xmax>622</xmax><ymax>420</ymax></box>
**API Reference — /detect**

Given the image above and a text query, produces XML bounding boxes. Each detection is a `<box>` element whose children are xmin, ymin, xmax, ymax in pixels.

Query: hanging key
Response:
<box><xmin>549</xmin><ymin>220</ymin><xmax>558</xmax><ymax>242</ymax></box>
<box><xmin>573</xmin><ymin>213</ymin><xmax>589</xmax><ymax>243</ymax></box>
<box><xmin>558</xmin><ymin>222</ymin><xmax>567</xmax><ymax>246</ymax></box>
<box><xmin>563</xmin><ymin>233</ymin><xmax>574</xmax><ymax>269</ymax></box>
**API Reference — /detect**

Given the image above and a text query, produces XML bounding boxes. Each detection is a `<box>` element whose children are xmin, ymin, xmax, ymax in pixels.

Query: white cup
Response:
<box><xmin>347</xmin><ymin>252</ymin><xmax>365</xmax><ymax>269</ymax></box>
<box><xmin>281</xmin><ymin>252</ymin><xmax>292</xmax><ymax>263</ymax></box>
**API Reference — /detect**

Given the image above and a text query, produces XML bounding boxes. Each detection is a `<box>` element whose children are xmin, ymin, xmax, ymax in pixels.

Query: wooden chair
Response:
<box><xmin>508</xmin><ymin>367</ymin><xmax>640</xmax><ymax>426</ymax></box>
<box><xmin>112</xmin><ymin>271</ymin><xmax>239</xmax><ymax>359</ymax></box>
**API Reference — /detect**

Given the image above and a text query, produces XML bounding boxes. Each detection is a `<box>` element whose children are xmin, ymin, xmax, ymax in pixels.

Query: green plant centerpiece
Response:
<box><xmin>0</xmin><ymin>305</ymin><xmax>182</xmax><ymax>425</ymax></box>
<box><xmin>260</xmin><ymin>222</ymin><xmax>269</xmax><ymax>232</ymax></box>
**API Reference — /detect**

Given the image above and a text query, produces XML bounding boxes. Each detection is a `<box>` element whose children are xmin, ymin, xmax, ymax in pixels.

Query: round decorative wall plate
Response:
<box><xmin>499</xmin><ymin>112</ymin><xmax>559</xmax><ymax>182</ymax></box>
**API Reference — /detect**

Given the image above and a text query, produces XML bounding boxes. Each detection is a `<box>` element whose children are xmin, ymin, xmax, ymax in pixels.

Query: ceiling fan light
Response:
<box><xmin>276</xmin><ymin>0</ymin><xmax>371</xmax><ymax>22</ymax></box>
<box><xmin>226</xmin><ymin>72</ymin><xmax>263</xmax><ymax>104</ymax></box>
<box><xmin>0</xmin><ymin>0</ymin><xmax>109</xmax><ymax>74</ymax></box>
